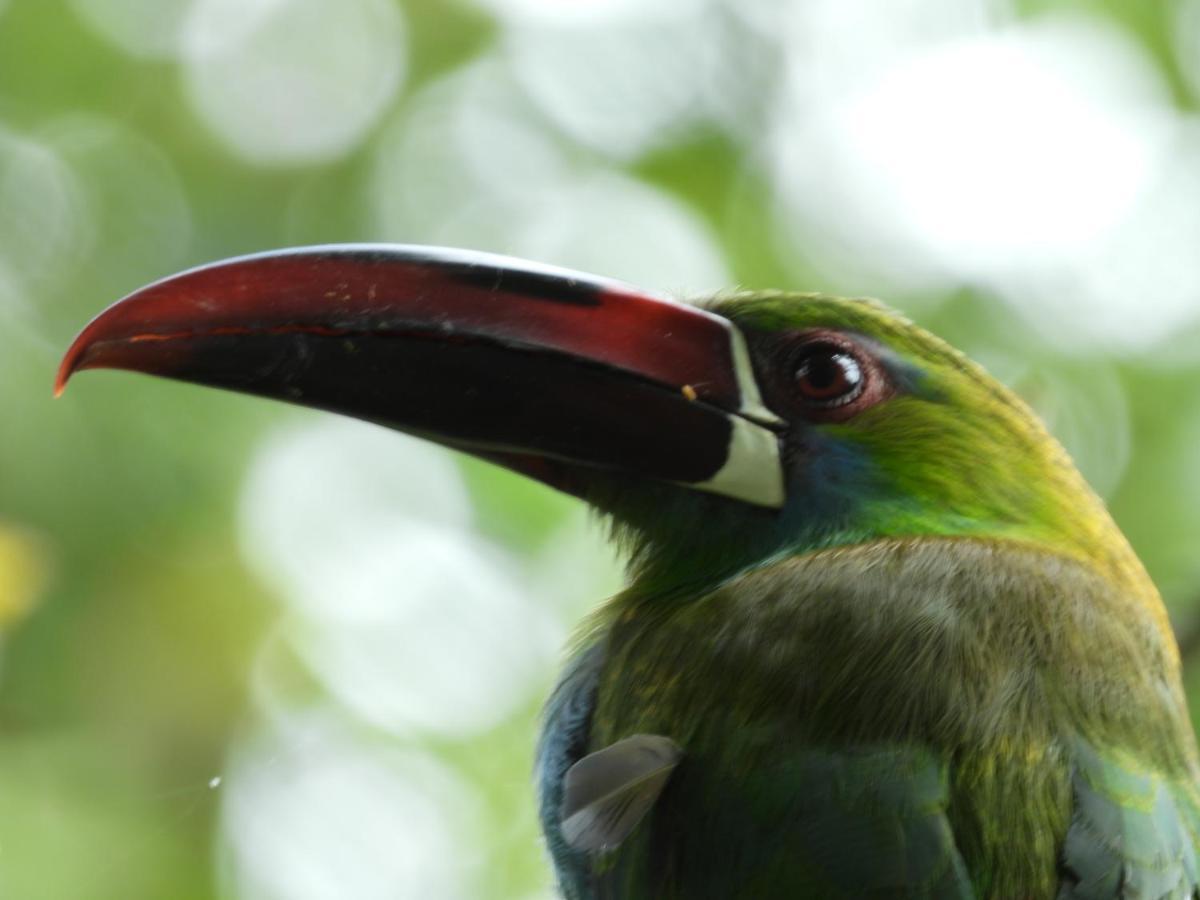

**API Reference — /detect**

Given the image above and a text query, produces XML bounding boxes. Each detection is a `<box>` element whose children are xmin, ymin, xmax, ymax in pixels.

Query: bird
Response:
<box><xmin>57</xmin><ymin>245</ymin><xmax>1200</xmax><ymax>899</ymax></box>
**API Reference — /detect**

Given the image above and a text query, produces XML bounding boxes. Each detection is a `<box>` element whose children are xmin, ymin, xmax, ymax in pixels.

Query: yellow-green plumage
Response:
<box><xmin>539</xmin><ymin>294</ymin><xmax>1200</xmax><ymax>898</ymax></box>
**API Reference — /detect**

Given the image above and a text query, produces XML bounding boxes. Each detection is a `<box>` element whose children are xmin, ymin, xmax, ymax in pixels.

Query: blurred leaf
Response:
<box><xmin>0</xmin><ymin>524</ymin><xmax>48</xmax><ymax>629</ymax></box>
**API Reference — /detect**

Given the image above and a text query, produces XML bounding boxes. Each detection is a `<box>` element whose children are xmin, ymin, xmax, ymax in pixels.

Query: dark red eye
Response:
<box><xmin>793</xmin><ymin>343</ymin><xmax>865</xmax><ymax>408</ymax></box>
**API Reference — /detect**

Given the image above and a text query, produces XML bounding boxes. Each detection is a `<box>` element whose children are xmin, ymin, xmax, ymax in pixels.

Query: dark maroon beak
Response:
<box><xmin>58</xmin><ymin>245</ymin><xmax>784</xmax><ymax>506</ymax></box>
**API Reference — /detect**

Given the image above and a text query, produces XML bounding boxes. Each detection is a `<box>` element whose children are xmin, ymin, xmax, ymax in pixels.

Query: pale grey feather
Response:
<box><xmin>560</xmin><ymin>733</ymin><xmax>682</xmax><ymax>853</ymax></box>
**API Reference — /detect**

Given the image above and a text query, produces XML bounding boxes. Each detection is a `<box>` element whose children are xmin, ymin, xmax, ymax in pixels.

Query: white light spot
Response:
<box><xmin>500</xmin><ymin>5</ymin><xmax>717</xmax><ymax>159</ymax></box>
<box><xmin>208</xmin><ymin>776</ymin><xmax>222</xmax><ymax>789</ymax></box>
<box><xmin>183</xmin><ymin>0</ymin><xmax>406</xmax><ymax>165</ymax></box>
<box><xmin>41</xmin><ymin>115</ymin><xmax>193</xmax><ymax>289</ymax></box>
<box><xmin>835</xmin><ymin>23</ymin><xmax>1162</xmax><ymax>266</ymax></box>
<box><xmin>509</xmin><ymin>170</ymin><xmax>730</xmax><ymax>296</ymax></box>
<box><xmin>373</xmin><ymin>58</ymin><xmax>571</xmax><ymax>229</ymax></box>
<box><xmin>1006</xmin><ymin>119</ymin><xmax>1200</xmax><ymax>351</ymax></box>
<box><xmin>180</xmin><ymin>0</ymin><xmax>289</xmax><ymax>56</ymax></box>
<box><xmin>471</xmin><ymin>0</ymin><xmax>703</xmax><ymax>27</ymax></box>
<box><xmin>766</xmin><ymin>0</ymin><xmax>1014</xmax><ymax>296</ymax></box>
<box><xmin>220</xmin><ymin>711</ymin><xmax>476</xmax><ymax>900</ymax></box>
<box><xmin>769</xmin><ymin>12</ymin><xmax>1188</xmax><ymax>346</ymax></box>
<box><xmin>0</xmin><ymin>127</ymin><xmax>86</xmax><ymax>292</ymax></box>
<box><xmin>68</xmin><ymin>0</ymin><xmax>193</xmax><ymax>59</ymax></box>
<box><xmin>783</xmin><ymin>0</ymin><xmax>1011</xmax><ymax>90</ymax></box>
<box><xmin>240</xmin><ymin>419</ymin><xmax>563</xmax><ymax>738</ymax></box>
<box><xmin>289</xmin><ymin>523</ymin><xmax>562</xmax><ymax>737</ymax></box>
<box><xmin>373</xmin><ymin>61</ymin><xmax>730</xmax><ymax>297</ymax></box>
<box><xmin>240</xmin><ymin>419</ymin><xmax>474</xmax><ymax>621</ymax></box>
<box><xmin>719</xmin><ymin>0</ymin><xmax>789</xmax><ymax>38</ymax></box>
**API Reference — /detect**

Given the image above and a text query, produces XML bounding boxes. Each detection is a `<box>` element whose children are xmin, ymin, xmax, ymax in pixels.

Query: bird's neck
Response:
<box><xmin>600</xmin><ymin>537</ymin><xmax>1195</xmax><ymax>772</ymax></box>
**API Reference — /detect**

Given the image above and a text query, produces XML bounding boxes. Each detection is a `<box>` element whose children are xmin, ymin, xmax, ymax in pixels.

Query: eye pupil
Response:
<box><xmin>802</xmin><ymin>355</ymin><xmax>847</xmax><ymax>390</ymax></box>
<box><xmin>794</xmin><ymin>346</ymin><xmax>864</xmax><ymax>407</ymax></box>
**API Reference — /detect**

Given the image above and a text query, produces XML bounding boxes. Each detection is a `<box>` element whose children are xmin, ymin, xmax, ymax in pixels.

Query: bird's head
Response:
<box><xmin>57</xmin><ymin>246</ymin><xmax>1138</xmax><ymax>593</ymax></box>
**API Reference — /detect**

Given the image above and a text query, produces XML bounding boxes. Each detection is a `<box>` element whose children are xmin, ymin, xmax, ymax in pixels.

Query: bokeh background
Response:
<box><xmin>2</xmin><ymin>0</ymin><xmax>1200</xmax><ymax>897</ymax></box>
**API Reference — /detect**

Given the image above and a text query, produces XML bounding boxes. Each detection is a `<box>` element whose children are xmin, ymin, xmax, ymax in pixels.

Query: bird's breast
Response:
<box><xmin>580</xmin><ymin>538</ymin><xmax>1190</xmax><ymax>897</ymax></box>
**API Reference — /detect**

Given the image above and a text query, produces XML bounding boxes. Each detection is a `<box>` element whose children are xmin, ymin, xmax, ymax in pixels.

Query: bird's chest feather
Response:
<box><xmin>578</xmin><ymin>539</ymin><xmax>1192</xmax><ymax>898</ymax></box>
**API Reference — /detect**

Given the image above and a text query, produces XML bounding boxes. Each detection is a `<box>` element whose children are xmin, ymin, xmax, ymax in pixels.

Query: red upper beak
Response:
<box><xmin>58</xmin><ymin>245</ymin><xmax>784</xmax><ymax>507</ymax></box>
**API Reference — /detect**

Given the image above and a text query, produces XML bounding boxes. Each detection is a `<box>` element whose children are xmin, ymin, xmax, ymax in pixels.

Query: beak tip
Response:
<box><xmin>54</xmin><ymin>356</ymin><xmax>75</xmax><ymax>398</ymax></box>
<box><xmin>56</xmin><ymin>331</ymin><xmax>95</xmax><ymax>397</ymax></box>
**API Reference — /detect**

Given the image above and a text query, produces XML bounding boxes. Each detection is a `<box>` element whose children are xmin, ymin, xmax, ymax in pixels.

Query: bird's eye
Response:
<box><xmin>793</xmin><ymin>343</ymin><xmax>865</xmax><ymax>408</ymax></box>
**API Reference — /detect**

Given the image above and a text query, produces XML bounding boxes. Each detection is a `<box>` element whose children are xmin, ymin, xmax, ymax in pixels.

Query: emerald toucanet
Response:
<box><xmin>58</xmin><ymin>246</ymin><xmax>1200</xmax><ymax>898</ymax></box>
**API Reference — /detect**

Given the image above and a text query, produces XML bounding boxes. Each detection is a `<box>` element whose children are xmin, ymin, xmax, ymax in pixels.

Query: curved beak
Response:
<box><xmin>58</xmin><ymin>245</ymin><xmax>785</xmax><ymax>507</ymax></box>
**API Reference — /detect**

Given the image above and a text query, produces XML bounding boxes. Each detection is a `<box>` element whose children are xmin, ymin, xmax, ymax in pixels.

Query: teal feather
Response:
<box><xmin>1058</xmin><ymin>739</ymin><xmax>1200</xmax><ymax>898</ymax></box>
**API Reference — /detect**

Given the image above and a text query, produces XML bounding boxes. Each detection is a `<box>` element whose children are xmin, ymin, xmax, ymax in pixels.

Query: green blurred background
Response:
<box><xmin>2</xmin><ymin>0</ymin><xmax>1200</xmax><ymax>897</ymax></box>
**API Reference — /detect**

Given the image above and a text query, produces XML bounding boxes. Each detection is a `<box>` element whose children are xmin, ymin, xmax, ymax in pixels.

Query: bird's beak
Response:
<box><xmin>57</xmin><ymin>245</ymin><xmax>785</xmax><ymax>507</ymax></box>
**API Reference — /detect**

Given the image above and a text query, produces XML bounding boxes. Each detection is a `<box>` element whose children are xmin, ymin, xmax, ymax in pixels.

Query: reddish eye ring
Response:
<box><xmin>793</xmin><ymin>343</ymin><xmax>866</xmax><ymax>408</ymax></box>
